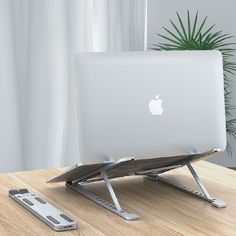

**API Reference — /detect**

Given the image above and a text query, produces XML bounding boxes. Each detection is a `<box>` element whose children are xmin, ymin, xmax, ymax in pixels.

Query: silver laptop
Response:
<box><xmin>74</xmin><ymin>50</ymin><xmax>226</xmax><ymax>165</ymax></box>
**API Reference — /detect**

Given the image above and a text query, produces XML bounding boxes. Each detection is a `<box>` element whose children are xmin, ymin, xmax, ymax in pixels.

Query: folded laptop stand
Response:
<box><xmin>65</xmin><ymin>149</ymin><xmax>226</xmax><ymax>221</ymax></box>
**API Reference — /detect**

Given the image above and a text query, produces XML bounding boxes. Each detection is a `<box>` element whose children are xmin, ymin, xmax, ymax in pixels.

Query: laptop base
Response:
<box><xmin>146</xmin><ymin>163</ymin><xmax>226</xmax><ymax>208</ymax></box>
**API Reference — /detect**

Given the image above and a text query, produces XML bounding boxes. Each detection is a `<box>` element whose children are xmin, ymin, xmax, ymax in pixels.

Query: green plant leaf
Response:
<box><xmin>191</xmin><ymin>11</ymin><xmax>198</xmax><ymax>39</ymax></box>
<box><xmin>193</xmin><ymin>16</ymin><xmax>207</xmax><ymax>41</ymax></box>
<box><xmin>162</xmin><ymin>27</ymin><xmax>183</xmax><ymax>43</ymax></box>
<box><xmin>187</xmin><ymin>10</ymin><xmax>191</xmax><ymax>41</ymax></box>
<box><xmin>177</xmin><ymin>12</ymin><xmax>188</xmax><ymax>41</ymax></box>
<box><xmin>169</xmin><ymin>20</ymin><xmax>186</xmax><ymax>42</ymax></box>
<box><xmin>157</xmin><ymin>34</ymin><xmax>184</xmax><ymax>46</ymax></box>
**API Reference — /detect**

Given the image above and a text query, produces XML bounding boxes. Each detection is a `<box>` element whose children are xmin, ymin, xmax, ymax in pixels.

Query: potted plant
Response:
<box><xmin>152</xmin><ymin>11</ymin><xmax>236</xmax><ymax>155</ymax></box>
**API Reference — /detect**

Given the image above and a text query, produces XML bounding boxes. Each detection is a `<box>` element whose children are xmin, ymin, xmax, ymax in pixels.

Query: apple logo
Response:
<box><xmin>149</xmin><ymin>94</ymin><xmax>163</xmax><ymax>116</ymax></box>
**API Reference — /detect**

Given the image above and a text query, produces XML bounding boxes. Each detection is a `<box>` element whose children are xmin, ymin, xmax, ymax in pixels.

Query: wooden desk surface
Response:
<box><xmin>0</xmin><ymin>161</ymin><xmax>235</xmax><ymax>236</ymax></box>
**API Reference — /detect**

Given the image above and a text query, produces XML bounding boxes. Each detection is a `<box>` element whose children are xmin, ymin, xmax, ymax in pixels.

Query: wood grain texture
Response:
<box><xmin>0</xmin><ymin>161</ymin><xmax>235</xmax><ymax>236</ymax></box>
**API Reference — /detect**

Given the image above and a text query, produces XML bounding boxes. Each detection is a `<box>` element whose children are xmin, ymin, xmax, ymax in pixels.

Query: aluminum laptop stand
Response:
<box><xmin>48</xmin><ymin>149</ymin><xmax>226</xmax><ymax>221</ymax></box>
<box><xmin>66</xmin><ymin>157</ymin><xmax>140</xmax><ymax>221</ymax></box>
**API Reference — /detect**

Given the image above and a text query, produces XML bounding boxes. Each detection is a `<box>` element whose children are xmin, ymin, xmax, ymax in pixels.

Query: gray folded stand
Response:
<box><xmin>48</xmin><ymin>149</ymin><xmax>226</xmax><ymax>221</ymax></box>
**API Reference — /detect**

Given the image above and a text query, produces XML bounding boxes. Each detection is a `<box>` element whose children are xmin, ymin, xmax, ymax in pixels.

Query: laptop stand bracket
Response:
<box><xmin>63</xmin><ymin>150</ymin><xmax>223</xmax><ymax>220</ymax></box>
<box><xmin>66</xmin><ymin>170</ymin><xmax>140</xmax><ymax>221</ymax></box>
<box><xmin>146</xmin><ymin>163</ymin><xmax>226</xmax><ymax>208</ymax></box>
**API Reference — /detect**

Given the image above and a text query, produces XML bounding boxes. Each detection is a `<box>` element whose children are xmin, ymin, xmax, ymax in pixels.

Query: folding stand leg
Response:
<box><xmin>66</xmin><ymin>171</ymin><xmax>140</xmax><ymax>221</ymax></box>
<box><xmin>146</xmin><ymin>163</ymin><xmax>226</xmax><ymax>208</ymax></box>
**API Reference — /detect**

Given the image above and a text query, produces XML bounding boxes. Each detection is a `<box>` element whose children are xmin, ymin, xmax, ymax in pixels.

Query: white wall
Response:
<box><xmin>147</xmin><ymin>0</ymin><xmax>236</xmax><ymax>167</ymax></box>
